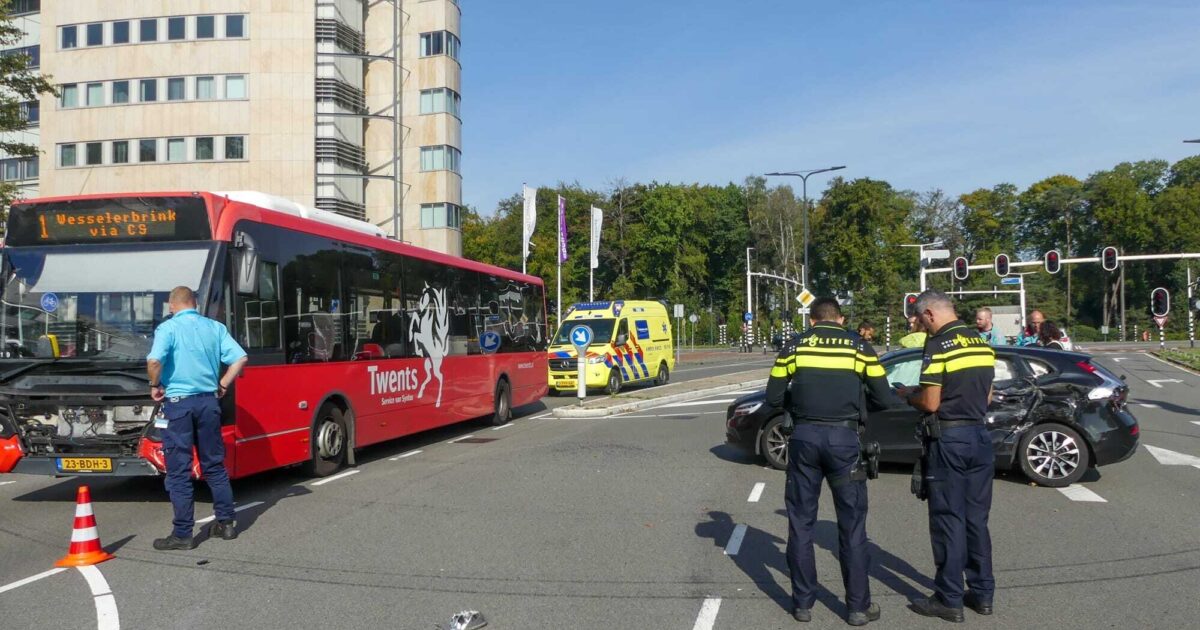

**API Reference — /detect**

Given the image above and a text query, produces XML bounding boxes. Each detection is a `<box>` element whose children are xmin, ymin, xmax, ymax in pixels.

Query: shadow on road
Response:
<box><xmin>1136</xmin><ymin>399</ymin><xmax>1200</xmax><ymax>418</ymax></box>
<box><xmin>708</xmin><ymin>443</ymin><xmax>766</xmax><ymax>467</ymax></box>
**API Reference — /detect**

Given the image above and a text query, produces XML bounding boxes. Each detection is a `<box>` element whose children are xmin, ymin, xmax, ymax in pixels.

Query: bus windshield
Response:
<box><xmin>0</xmin><ymin>244</ymin><xmax>215</xmax><ymax>360</ymax></box>
<box><xmin>553</xmin><ymin>318</ymin><xmax>617</xmax><ymax>346</ymax></box>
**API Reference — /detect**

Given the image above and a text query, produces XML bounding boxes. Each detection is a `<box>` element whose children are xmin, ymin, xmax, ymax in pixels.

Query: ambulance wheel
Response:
<box><xmin>605</xmin><ymin>369</ymin><xmax>622</xmax><ymax>395</ymax></box>
<box><xmin>656</xmin><ymin>362</ymin><xmax>670</xmax><ymax>386</ymax></box>
<box><xmin>491</xmin><ymin>380</ymin><xmax>512</xmax><ymax>426</ymax></box>
<box><xmin>303</xmin><ymin>405</ymin><xmax>346</xmax><ymax>477</ymax></box>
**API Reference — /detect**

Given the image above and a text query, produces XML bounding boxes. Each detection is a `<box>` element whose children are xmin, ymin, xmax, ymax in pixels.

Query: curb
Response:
<box><xmin>1151</xmin><ymin>351</ymin><xmax>1200</xmax><ymax>377</ymax></box>
<box><xmin>552</xmin><ymin>377</ymin><xmax>767</xmax><ymax>418</ymax></box>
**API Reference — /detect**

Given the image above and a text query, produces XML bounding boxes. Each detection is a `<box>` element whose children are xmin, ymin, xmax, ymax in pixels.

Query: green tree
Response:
<box><xmin>1018</xmin><ymin>175</ymin><xmax>1085</xmax><ymax>323</ymax></box>
<box><xmin>959</xmin><ymin>183</ymin><xmax>1019</xmax><ymax>260</ymax></box>
<box><xmin>0</xmin><ymin>2</ymin><xmax>56</xmax><ymax>209</ymax></box>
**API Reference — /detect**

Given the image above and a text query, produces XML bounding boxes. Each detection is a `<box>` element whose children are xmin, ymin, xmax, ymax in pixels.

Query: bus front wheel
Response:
<box><xmin>303</xmin><ymin>405</ymin><xmax>347</xmax><ymax>477</ymax></box>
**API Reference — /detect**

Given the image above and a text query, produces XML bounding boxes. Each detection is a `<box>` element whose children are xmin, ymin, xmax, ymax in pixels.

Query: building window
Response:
<box><xmin>86</xmin><ymin>23</ymin><xmax>104</xmax><ymax>47</ymax></box>
<box><xmin>419</xmin><ymin>145</ymin><xmax>461</xmax><ymax>173</ymax></box>
<box><xmin>19</xmin><ymin>101</ymin><xmax>39</xmax><ymax>124</ymax></box>
<box><xmin>167</xmin><ymin>138</ymin><xmax>185</xmax><ymax>162</ymax></box>
<box><xmin>86</xmin><ymin>142</ymin><xmax>103</xmax><ymax>166</ymax></box>
<box><xmin>167</xmin><ymin>17</ymin><xmax>186</xmax><ymax>41</ymax></box>
<box><xmin>419</xmin><ymin>88</ymin><xmax>461</xmax><ymax>117</ymax></box>
<box><xmin>196</xmin><ymin>137</ymin><xmax>214</xmax><ymax>160</ymax></box>
<box><xmin>8</xmin><ymin>45</ymin><xmax>39</xmax><ymax>69</ymax></box>
<box><xmin>225</xmin><ymin>136</ymin><xmax>245</xmax><ymax>160</ymax></box>
<box><xmin>167</xmin><ymin>77</ymin><xmax>186</xmax><ymax>101</ymax></box>
<box><xmin>140</xmin><ymin>19</ymin><xmax>158</xmax><ymax>43</ymax></box>
<box><xmin>61</xmin><ymin>25</ymin><xmax>77</xmax><ymax>49</ymax></box>
<box><xmin>113</xmin><ymin>21</ymin><xmax>130</xmax><ymax>44</ymax></box>
<box><xmin>197</xmin><ymin>15</ymin><xmax>215</xmax><ymax>39</ymax></box>
<box><xmin>195</xmin><ymin>76</ymin><xmax>215</xmax><ymax>100</ymax></box>
<box><xmin>226</xmin><ymin>15</ymin><xmax>245</xmax><ymax>38</ymax></box>
<box><xmin>1</xmin><ymin>160</ymin><xmax>19</xmax><ymax>181</ymax></box>
<box><xmin>86</xmin><ymin>82</ymin><xmax>104</xmax><ymax>106</ymax></box>
<box><xmin>59</xmin><ymin>144</ymin><xmax>77</xmax><ymax>167</ymax></box>
<box><xmin>9</xmin><ymin>0</ymin><xmax>39</xmax><ymax>15</ymax></box>
<box><xmin>112</xmin><ymin>80</ymin><xmax>130</xmax><ymax>104</ymax></box>
<box><xmin>139</xmin><ymin>79</ymin><xmax>157</xmax><ymax>102</ymax></box>
<box><xmin>420</xmin><ymin>203</ymin><xmax>462</xmax><ymax>229</ymax></box>
<box><xmin>139</xmin><ymin>139</ymin><xmax>157</xmax><ymax>162</ymax></box>
<box><xmin>60</xmin><ymin>84</ymin><xmax>78</xmax><ymax>108</ymax></box>
<box><xmin>112</xmin><ymin>141</ymin><xmax>129</xmax><ymax>164</ymax></box>
<box><xmin>420</xmin><ymin>31</ymin><xmax>460</xmax><ymax>59</ymax></box>
<box><xmin>225</xmin><ymin>75</ymin><xmax>246</xmax><ymax>99</ymax></box>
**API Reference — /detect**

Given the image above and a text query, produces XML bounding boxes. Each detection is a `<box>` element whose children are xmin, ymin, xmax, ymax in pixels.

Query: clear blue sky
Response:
<box><xmin>459</xmin><ymin>0</ymin><xmax>1200</xmax><ymax>214</ymax></box>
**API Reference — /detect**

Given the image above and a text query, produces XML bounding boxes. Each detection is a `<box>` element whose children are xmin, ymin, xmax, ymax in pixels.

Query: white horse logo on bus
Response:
<box><xmin>409</xmin><ymin>283</ymin><xmax>449</xmax><ymax>407</ymax></box>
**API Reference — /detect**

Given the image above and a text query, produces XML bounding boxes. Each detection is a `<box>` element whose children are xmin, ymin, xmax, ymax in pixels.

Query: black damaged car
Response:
<box><xmin>725</xmin><ymin>346</ymin><xmax>1139</xmax><ymax>487</ymax></box>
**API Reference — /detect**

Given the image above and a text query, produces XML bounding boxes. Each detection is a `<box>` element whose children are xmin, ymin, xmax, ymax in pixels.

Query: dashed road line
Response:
<box><xmin>527</xmin><ymin>412</ymin><xmax>553</xmax><ymax>420</ymax></box>
<box><xmin>1192</xmin><ymin>421</ymin><xmax>1200</xmax><ymax>428</ymax></box>
<box><xmin>77</xmin><ymin>565</ymin><xmax>120</xmax><ymax>630</ymax></box>
<box><xmin>449</xmin><ymin>434</ymin><xmax>476</xmax><ymax>443</ymax></box>
<box><xmin>656</xmin><ymin>399</ymin><xmax>736</xmax><ymax>409</ymax></box>
<box><xmin>310</xmin><ymin>469</ymin><xmax>360</xmax><ymax>486</ymax></box>
<box><xmin>491</xmin><ymin>423</ymin><xmax>513</xmax><ymax>430</ymax></box>
<box><xmin>748</xmin><ymin>482</ymin><xmax>765</xmax><ymax>502</ymax></box>
<box><xmin>0</xmin><ymin>480</ymin><xmax>16</xmax><ymax>486</ymax></box>
<box><xmin>0</xmin><ymin>567</ymin><xmax>66</xmax><ymax>595</ymax></box>
<box><xmin>1057</xmin><ymin>486</ymin><xmax>1107</xmax><ymax>503</ymax></box>
<box><xmin>195</xmin><ymin>501</ymin><xmax>265</xmax><ymax>526</ymax></box>
<box><xmin>691</xmin><ymin>597</ymin><xmax>722</xmax><ymax>630</ymax></box>
<box><xmin>1138</xmin><ymin>403</ymin><xmax>1161</xmax><ymax>409</ymax></box>
<box><xmin>389</xmin><ymin>449</ymin><xmax>423</xmax><ymax>461</ymax></box>
<box><xmin>724</xmin><ymin>524</ymin><xmax>748</xmax><ymax>556</ymax></box>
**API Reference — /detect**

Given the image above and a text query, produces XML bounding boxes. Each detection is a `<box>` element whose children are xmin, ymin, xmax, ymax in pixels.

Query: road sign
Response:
<box><xmin>796</xmin><ymin>289</ymin><xmax>815</xmax><ymax>307</ymax></box>
<box><xmin>40</xmin><ymin>293</ymin><xmax>58</xmax><ymax>313</ymax></box>
<box><xmin>674</xmin><ymin>304</ymin><xmax>685</xmax><ymax>318</ymax></box>
<box><xmin>479</xmin><ymin>331</ymin><xmax>501</xmax><ymax>354</ymax></box>
<box><xmin>688</xmin><ymin>314</ymin><xmax>699</xmax><ymax>324</ymax></box>
<box><xmin>744</xmin><ymin>311</ymin><xmax>753</xmax><ymax>322</ymax></box>
<box><xmin>569</xmin><ymin>325</ymin><xmax>594</xmax><ymax>349</ymax></box>
<box><xmin>1000</xmin><ymin>277</ymin><xmax>1021</xmax><ymax>285</ymax></box>
<box><xmin>924</xmin><ymin>249</ymin><xmax>951</xmax><ymax>261</ymax></box>
<box><xmin>1100</xmin><ymin>325</ymin><xmax>1110</xmax><ymax>335</ymax></box>
<box><xmin>1154</xmin><ymin>315</ymin><xmax>1168</xmax><ymax>328</ymax></box>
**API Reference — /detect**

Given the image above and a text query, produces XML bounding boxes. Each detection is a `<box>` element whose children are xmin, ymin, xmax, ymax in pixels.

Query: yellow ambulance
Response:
<box><xmin>547</xmin><ymin>300</ymin><xmax>675</xmax><ymax>395</ymax></box>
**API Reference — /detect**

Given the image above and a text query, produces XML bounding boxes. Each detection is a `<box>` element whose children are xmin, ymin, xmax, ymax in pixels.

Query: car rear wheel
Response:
<box><xmin>605</xmin><ymin>369</ymin><xmax>622</xmax><ymax>395</ymax></box>
<box><xmin>760</xmin><ymin>414</ymin><xmax>789</xmax><ymax>471</ymax></box>
<box><xmin>1018</xmin><ymin>423</ymin><xmax>1089</xmax><ymax>487</ymax></box>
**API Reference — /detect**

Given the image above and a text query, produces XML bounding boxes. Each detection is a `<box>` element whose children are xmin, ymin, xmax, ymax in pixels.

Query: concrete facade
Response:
<box><xmin>3</xmin><ymin>0</ymin><xmax>463</xmax><ymax>255</ymax></box>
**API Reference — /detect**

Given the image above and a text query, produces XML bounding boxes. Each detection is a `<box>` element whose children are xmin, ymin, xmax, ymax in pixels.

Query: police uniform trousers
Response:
<box><xmin>163</xmin><ymin>395</ymin><xmax>235</xmax><ymax>538</ymax></box>
<box><xmin>785</xmin><ymin>423</ymin><xmax>870</xmax><ymax>612</ymax></box>
<box><xmin>926</xmin><ymin>424</ymin><xmax>995</xmax><ymax>608</ymax></box>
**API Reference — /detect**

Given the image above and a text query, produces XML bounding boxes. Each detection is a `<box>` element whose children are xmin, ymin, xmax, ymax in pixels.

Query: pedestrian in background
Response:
<box><xmin>857</xmin><ymin>322</ymin><xmax>876</xmax><ymax>344</ymax></box>
<box><xmin>974</xmin><ymin>308</ymin><xmax>1007</xmax><ymax>346</ymax></box>
<box><xmin>900</xmin><ymin>290</ymin><xmax>997</xmax><ymax>622</ymax></box>
<box><xmin>147</xmin><ymin>287</ymin><xmax>249</xmax><ymax>550</ymax></box>
<box><xmin>899</xmin><ymin>315</ymin><xmax>927</xmax><ymax>348</ymax></box>
<box><xmin>1017</xmin><ymin>310</ymin><xmax>1044</xmax><ymax>346</ymax></box>
<box><xmin>766</xmin><ymin>297</ymin><xmax>897</xmax><ymax>626</ymax></box>
<box><xmin>1038</xmin><ymin>321</ymin><xmax>1066</xmax><ymax>350</ymax></box>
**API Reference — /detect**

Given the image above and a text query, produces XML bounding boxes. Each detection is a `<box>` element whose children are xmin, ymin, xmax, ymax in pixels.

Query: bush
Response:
<box><xmin>1068</xmin><ymin>324</ymin><xmax>1101</xmax><ymax>342</ymax></box>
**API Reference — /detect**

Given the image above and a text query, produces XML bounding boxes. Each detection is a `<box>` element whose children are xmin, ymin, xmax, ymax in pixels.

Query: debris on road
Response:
<box><xmin>439</xmin><ymin>610</ymin><xmax>487</xmax><ymax>630</ymax></box>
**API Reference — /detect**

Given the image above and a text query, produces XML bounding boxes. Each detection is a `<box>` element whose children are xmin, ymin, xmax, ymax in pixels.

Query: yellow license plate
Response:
<box><xmin>558</xmin><ymin>380</ymin><xmax>577</xmax><ymax>389</ymax></box>
<box><xmin>57</xmin><ymin>457</ymin><xmax>113</xmax><ymax>473</ymax></box>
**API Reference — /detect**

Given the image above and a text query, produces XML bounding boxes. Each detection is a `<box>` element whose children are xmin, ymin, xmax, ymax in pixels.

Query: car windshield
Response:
<box><xmin>552</xmin><ymin>318</ymin><xmax>616</xmax><ymax>345</ymax></box>
<box><xmin>1</xmin><ymin>244</ymin><xmax>215</xmax><ymax>360</ymax></box>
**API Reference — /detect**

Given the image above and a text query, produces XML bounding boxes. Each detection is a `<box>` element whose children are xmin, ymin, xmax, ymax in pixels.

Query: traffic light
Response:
<box><xmin>1044</xmin><ymin>250</ymin><xmax>1061</xmax><ymax>275</ymax></box>
<box><xmin>903</xmin><ymin>293</ymin><xmax>919</xmax><ymax>319</ymax></box>
<box><xmin>994</xmin><ymin>253</ymin><xmax>1010</xmax><ymax>278</ymax></box>
<box><xmin>1151</xmin><ymin>288</ymin><xmax>1170</xmax><ymax>317</ymax></box>
<box><xmin>953</xmin><ymin>257</ymin><xmax>969</xmax><ymax>280</ymax></box>
<box><xmin>1101</xmin><ymin>246</ymin><xmax>1119</xmax><ymax>272</ymax></box>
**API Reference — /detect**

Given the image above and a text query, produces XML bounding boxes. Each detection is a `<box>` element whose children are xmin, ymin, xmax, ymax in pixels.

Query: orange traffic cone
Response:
<box><xmin>55</xmin><ymin>485</ymin><xmax>114</xmax><ymax>567</ymax></box>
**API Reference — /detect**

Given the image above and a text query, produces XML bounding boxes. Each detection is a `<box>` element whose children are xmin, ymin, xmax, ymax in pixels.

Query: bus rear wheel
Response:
<box><xmin>303</xmin><ymin>405</ymin><xmax>347</xmax><ymax>477</ymax></box>
<box><xmin>491</xmin><ymin>380</ymin><xmax>512</xmax><ymax>426</ymax></box>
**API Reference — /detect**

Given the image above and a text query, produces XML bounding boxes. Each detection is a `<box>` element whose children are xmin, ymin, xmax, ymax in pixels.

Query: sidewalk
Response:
<box><xmin>552</xmin><ymin>368</ymin><xmax>767</xmax><ymax>418</ymax></box>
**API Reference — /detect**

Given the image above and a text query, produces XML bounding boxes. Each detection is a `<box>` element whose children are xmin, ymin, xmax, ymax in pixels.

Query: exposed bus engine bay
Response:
<box><xmin>6</xmin><ymin>401</ymin><xmax>157</xmax><ymax>457</ymax></box>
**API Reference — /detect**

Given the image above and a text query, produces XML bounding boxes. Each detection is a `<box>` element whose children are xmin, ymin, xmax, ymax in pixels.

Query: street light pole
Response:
<box><xmin>765</xmin><ymin>166</ymin><xmax>846</xmax><ymax>289</ymax></box>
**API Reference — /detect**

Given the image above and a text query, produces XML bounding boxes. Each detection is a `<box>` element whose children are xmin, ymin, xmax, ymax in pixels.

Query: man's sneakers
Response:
<box><xmin>152</xmin><ymin>534</ymin><xmax>194</xmax><ymax>551</ymax></box>
<box><xmin>210</xmin><ymin>519</ymin><xmax>238</xmax><ymax>540</ymax></box>
<box><xmin>963</xmin><ymin>591</ymin><xmax>994</xmax><ymax>616</ymax></box>
<box><xmin>847</xmin><ymin>603</ymin><xmax>881</xmax><ymax>626</ymax></box>
<box><xmin>909</xmin><ymin>596</ymin><xmax>965</xmax><ymax>623</ymax></box>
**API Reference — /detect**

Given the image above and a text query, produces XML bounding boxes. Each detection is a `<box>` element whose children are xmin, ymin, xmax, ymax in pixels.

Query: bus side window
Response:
<box><xmin>234</xmin><ymin>261</ymin><xmax>280</xmax><ymax>351</ymax></box>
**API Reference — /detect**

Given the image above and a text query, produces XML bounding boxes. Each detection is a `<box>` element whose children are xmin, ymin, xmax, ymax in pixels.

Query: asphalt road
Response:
<box><xmin>2</xmin><ymin>351</ymin><xmax>1199</xmax><ymax>629</ymax></box>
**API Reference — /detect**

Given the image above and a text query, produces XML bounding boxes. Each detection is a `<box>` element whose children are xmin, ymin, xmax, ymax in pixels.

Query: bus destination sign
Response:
<box><xmin>5</xmin><ymin>197</ymin><xmax>211</xmax><ymax>246</ymax></box>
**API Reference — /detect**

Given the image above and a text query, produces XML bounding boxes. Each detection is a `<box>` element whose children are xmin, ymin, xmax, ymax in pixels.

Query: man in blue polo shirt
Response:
<box><xmin>146</xmin><ymin>286</ymin><xmax>248</xmax><ymax>550</ymax></box>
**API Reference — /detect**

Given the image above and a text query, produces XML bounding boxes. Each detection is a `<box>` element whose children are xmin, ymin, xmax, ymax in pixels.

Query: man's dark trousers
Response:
<box><xmin>163</xmin><ymin>395</ymin><xmax>235</xmax><ymax>538</ymax></box>
<box><xmin>785</xmin><ymin>423</ymin><xmax>870</xmax><ymax>613</ymax></box>
<box><xmin>926</xmin><ymin>425</ymin><xmax>995</xmax><ymax>608</ymax></box>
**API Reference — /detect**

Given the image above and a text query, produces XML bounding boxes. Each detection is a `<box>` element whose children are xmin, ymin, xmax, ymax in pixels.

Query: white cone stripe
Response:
<box><xmin>71</xmin><ymin>526</ymin><xmax>100</xmax><ymax>543</ymax></box>
<box><xmin>75</xmin><ymin>502</ymin><xmax>95</xmax><ymax>518</ymax></box>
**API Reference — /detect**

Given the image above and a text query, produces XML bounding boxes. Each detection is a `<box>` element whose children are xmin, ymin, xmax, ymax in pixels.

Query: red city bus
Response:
<box><xmin>0</xmin><ymin>191</ymin><xmax>548</xmax><ymax>478</ymax></box>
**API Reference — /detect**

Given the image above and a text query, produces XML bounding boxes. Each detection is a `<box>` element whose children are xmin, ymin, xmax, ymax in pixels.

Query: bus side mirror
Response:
<box><xmin>232</xmin><ymin>234</ymin><xmax>259</xmax><ymax>296</ymax></box>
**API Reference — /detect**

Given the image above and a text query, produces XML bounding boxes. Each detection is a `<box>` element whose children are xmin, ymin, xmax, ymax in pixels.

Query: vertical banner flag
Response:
<box><xmin>590</xmin><ymin>206</ymin><xmax>603</xmax><ymax>269</ymax></box>
<box><xmin>558</xmin><ymin>195</ymin><xmax>568</xmax><ymax>263</ymax></box>
<box><xmin>522</xmin><ymin>185</ymin><xmax>537</xmax><ymax>262</ymax></box>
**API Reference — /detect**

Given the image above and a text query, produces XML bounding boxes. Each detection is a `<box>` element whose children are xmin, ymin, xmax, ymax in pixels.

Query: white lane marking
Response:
<box><xmin>449</xmin><ymin>434</ymin><xmax>476</xmax><ymax>443</ymax></box>
<box><xmin>691</xmin><ymin>597</ymin><xmax>722</xmax><ymax>630</ymax></box>
<box><xmin>1112</xmin><ymin>358</ymin><xmax>1127</xmax><ymax>363</ymax></box>
<box><xmin>195</xmin><ymin>501</ymin><xmax>265</xmax><ymax>526</ymax></box>
<box><xmin>310</xmin><ymin>469</ymin><xmax>360</xmax><ymax>486</ymax></box>
<box><xmin>656</xmin><ymin>399</ymin><xmax>737</xmax><ymax>409</ymax></box>
<box><xmin>1143</xmin><ymin>444</ymin><xmax>1200</xmax><ymax>467</ymax></box>
<box><xmin>1147</xmin><ymin>379</ymin><xmax>1183</xmax><ymax>388</ymax></box>
<box><xmin>1138</xmin><ymin>403</ymin><xmax>1161</xmax><ymax>409</ymax></box>
<box><xmin>727</xmin><ymin>390</ymin><xmax>760</xmax><ymax>395</ymax></box>
<box><xmin>491</xmin><ymin>423</ymin><xmax>513</xmax><ymax>430</ymax></box>
<box><xmin>724</xmin><ymin>524</ymin><xmax>748</xmax><ymax>556</ymax></box>
<box><xmin>389</xmin><ymin>449</ymin><xmax>423</xmax><ymax>461</ymax></box>
<box><xmin>0</xmin><ymin>480</ymin><xmax>16</xmax><ymax>486</ymax></box>
<box><xmin>1057</xmin><ymin>486</ymin><xmax>1107</xmax><ymax>502</ymax></box>
<box><xmin>1192</xmin><ymin>421</ymin><xmax>1200</xmax><ymax>427</ymax></box>
<box><xmin>0</xmin><ymin>568</ymin><xmax>66</xmax><ymax>595</ymax></box>
<box><xmin>527</xmin><ymin>412</ymin><xmax>552</xmax><ymax>420</ymax></box>
<box><xmin>77</xmin><ymin>565</ymin><xmax>120</xmax><ymax>630</ymax></box>
<box><xmin>748</xmin><ymin>482</ymin><xmax>765</xmax><ymax>502</ymax></box>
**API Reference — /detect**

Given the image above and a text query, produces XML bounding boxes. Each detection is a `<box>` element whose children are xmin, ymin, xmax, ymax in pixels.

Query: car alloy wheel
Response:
<box><xmin>1019</xmin><ymin>422</ymin><xmax>1092</xmax><ymax>487</ymax></box>
<box><xmin>760</xmin><ymin>415</ymin><xmax>789</xmax><ymax>470</ymax></box>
